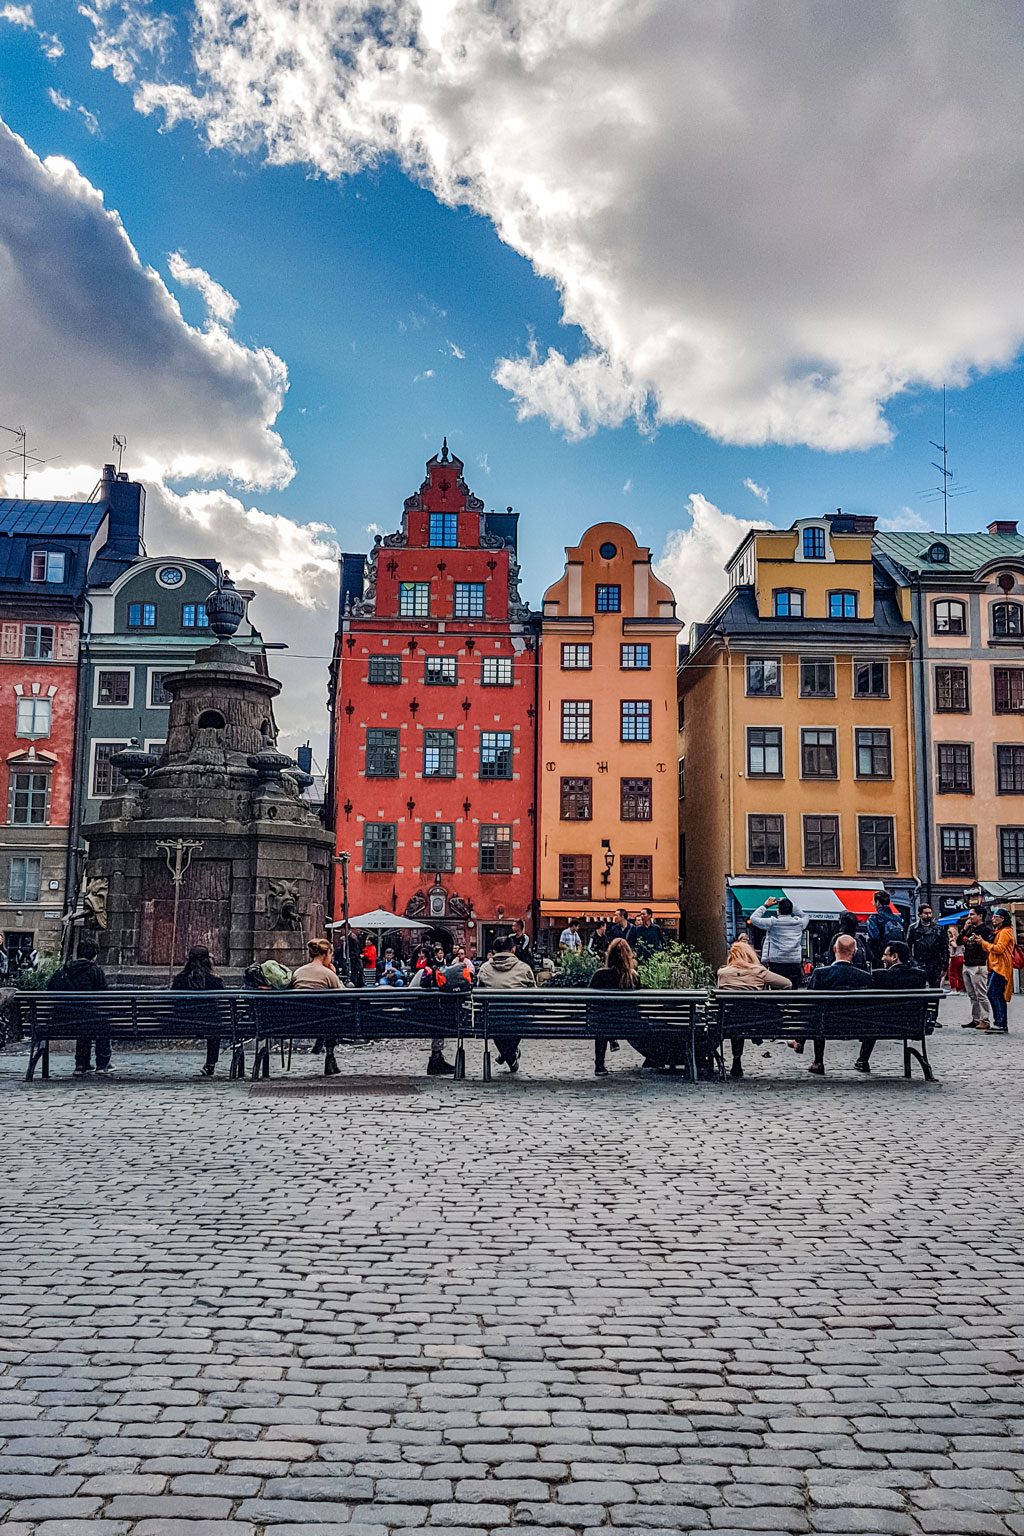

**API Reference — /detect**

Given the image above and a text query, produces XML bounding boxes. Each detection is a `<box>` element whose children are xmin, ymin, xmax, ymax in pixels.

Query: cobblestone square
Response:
<box><xmin>2</xmin><ymin>998</ymin><xmax>1023</xmax><ymax>1535</ymax></box>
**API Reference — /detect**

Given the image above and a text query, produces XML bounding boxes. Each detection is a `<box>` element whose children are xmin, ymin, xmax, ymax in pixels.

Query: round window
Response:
<box><xmin>927</xmin><ymin>543</ymin><xmax>949</xmax><ymax>564</ymax></box>
<box><xmin>599</xmin><ymin>541</ymin><xmax>617</xmax><ymax>560</ymax></box>
<box><xmin>158</xmin><ymin>565</ymin><xmax>185</xmax><ymax>586</ymax></box>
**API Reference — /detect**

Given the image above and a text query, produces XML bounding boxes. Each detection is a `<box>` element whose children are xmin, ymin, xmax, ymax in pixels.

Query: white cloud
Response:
<box><xmin>743</xmin><ymin>477</ymin><xmax>769</xmax><ymax>504</ymax></box>
<box><xmin>48</xmin><ymin>87</ymin><xmax>99</xmax><ymax>134</ymax></box>
<box><xmin>168</xmin><ymin>249</ymin><xmax>239</xmax><ymax>326</ymax></box>
<box><xmin>655</xmin><ymin>494</ymin><xmax>770</xmax><ymax>630</ymax></box>
<box><xmin>413</xmin><ymin>368</ymin><xmax>434</xmax><ymax>382</ymax></box>
<box><xmin>476</xmin><ymin>454</ymin><xmax>490</xmax><ymax>476</ymax></box>
<box><xmin>0</xmin><ymin>116</ymin><xmax>336</xmax><ymax>751</ymax></box>
<box><xmin>2</xmin><ymin>2</ymin><xmax>62</xmax><ymax>56</ymax></box>
<box><xmin>86</xmin><ymin>0</ymin><xmax>1024</xmax><ymax>451</ymax></box>
<box><xmin>622</xmin><ymin>479</ymin><xmax>632</xmax><ymax>495</ymax></box>
<box><xmin>444</xmin><ymin>339</ymin><xmax>465</xmax><ymax>360</ymax></box>
<box><xmin>877</xmin><ymin>506</ymin><xmax>932</xmax><ymax>532</ymax></box>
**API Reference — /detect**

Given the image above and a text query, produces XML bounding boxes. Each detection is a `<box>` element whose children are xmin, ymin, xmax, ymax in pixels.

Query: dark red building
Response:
<box><xmin>328</xmin><ymin>444</ymin><xmax>536</xmax><ymax>955</ymax></box>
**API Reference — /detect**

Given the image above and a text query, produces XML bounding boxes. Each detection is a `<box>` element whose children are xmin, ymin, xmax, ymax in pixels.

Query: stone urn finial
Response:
<box><xmin>206</xmin><ymin>571</ymin><xmax>246</xmax><ymax>639</ymax></box>
<box><xmin>112</xmin><ymin>738</ymin><xmax>158</xmax><ymax>783</ymax></box>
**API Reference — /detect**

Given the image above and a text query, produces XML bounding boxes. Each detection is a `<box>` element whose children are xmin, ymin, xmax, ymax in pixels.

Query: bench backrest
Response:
<box><xmin>715</xmin><ymin>988</ymin><xmax>940</xmax><ymax>1032</ymax></box>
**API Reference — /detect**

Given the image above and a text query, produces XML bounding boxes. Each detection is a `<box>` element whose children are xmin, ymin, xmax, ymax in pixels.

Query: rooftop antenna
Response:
<box><xmin>918</xmin><ymin>387</ymin><xmax>974</xmax><ymax>534</ymax></box>
<box><xmin>0</xmin><ymin>423</ymin><xmax>55</xmax><ymax>499</ymax></box>
<box><xmin>113</xmin><ymin>434</ymin><xmax>126</xmax><ymax>475</ymax></box>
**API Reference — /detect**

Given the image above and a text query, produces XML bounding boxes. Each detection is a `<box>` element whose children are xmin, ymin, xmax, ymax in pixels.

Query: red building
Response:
<box><xmin>328</xmin><ymin>443</ymin><xmax>536</xmax><ymax>955</ymax></box>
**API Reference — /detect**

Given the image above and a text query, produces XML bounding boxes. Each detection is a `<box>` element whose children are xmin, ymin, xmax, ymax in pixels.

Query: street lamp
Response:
<box><xmin>335</xmin><ymin>851</ymin><xmax>351</xmax><ymax>978</ymax></box>
<box><xmin>601</xmin><ymin>841</ymin><xmax>615</xmax><ymax>888</ymax></box>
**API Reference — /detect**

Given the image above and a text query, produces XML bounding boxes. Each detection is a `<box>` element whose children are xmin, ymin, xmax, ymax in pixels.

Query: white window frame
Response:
<box><xmin>147</xmin><ymin>667</ymin><xmax>172</xmax><ymax>709</ymax></box>
<box><xmin>482</xmin><ymin>656</ymin><xmax>513</xmax><ymax>686</ymax></box>
<box><xmin>8</xmin><ymin>854</ymin><xmax>43</xmax><ymax>903</ymax></box>
<box><xmin>89</xmin><ymin>738</ymin><xmax>131</xmax><ymax>798</ymax></box>
<box><xmin>15</xmin><ymin>695</ymin><xmax>52</xmax><ymax>740</ymax></box>
<box><xmin>94</xmin><ymin>668</ymin><xmax>135</xmax><ymax>709</ymax></box>
<box><xmin>30</xmin><ymin>549</ymin><xmax>66</xmax><ymax>583</ymax></box>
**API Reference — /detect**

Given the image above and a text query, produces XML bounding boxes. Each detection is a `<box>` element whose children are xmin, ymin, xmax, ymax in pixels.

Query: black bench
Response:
<box><xmin>472</xmin><ymin>988</ymin><xmax>708</xmax><ymax>1080</ymax></box>
<box><xmin>714</xmin><ymin>988</ymin><xmax>941</xmax><ymax>1080</ymax></box>
<box><xmin>14</xmin><ymin>991</ymin><xmax>257</xmax><ymax>1081</ymax></box>
<box><xmin>247</xmin><ymin>989</ymin><xmax>471</xmax><ymax>1077</ymax></box>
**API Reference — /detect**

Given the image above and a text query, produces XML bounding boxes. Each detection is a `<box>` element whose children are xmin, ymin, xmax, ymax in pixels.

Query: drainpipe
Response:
<box><xmin>64</xmin><ymin>591</ymin><xmax>90</xmax><ymax>960</ymax></box>
<box><xmin>912</xmin><ymin>585</ymin><xmax>933</xmax><ymax>907</ymax></box>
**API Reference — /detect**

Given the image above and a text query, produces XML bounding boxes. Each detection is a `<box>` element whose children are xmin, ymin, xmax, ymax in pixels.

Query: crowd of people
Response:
<box><xmin>720</xmin><ymin>889</ymin><xmax>1020</xmax><ymax>1078</ymax></box>
<box><xmin>24</xmin><ymin>894</ymin><xmax>1019</xmax><ymax>1082</ymax></box>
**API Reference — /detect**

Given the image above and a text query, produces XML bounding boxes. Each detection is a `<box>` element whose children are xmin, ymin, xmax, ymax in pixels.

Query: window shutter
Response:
<box><xmin>1</xmin><ymin>623</ymin><xmax>19</xmax><ymax>658</ymax></box>
<box><xmin>57</xmin><ymin>624</ymin><xmax>78</xmax><ymax>660</ymax></box>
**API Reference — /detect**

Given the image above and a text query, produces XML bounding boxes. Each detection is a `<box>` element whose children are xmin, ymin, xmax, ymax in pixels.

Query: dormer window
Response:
<box><xmin>993</xmin><ymin>601</ymin><xmax>1024</xmax><ymax>639</ymax></box>
<box><xmin>773</xmin><ymin>589</ymin><xmax>804</xmax><ymax>617</ymax></box>
<box><xmin>803</xmin><ymin>527</ymin><xmax>826</xmax><ymax>560</ymax></box>
<box><xmin>30</xmin><ymin>550</ymin><xmax>65</xmax><ymax>583</ymax></box>
<box><xmin>927</xmin><ymin>542</ymin><xmax>949</xmax><ymax>564</ymax></box>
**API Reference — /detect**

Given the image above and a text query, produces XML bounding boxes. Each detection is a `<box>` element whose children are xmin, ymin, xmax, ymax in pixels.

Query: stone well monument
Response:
<box><xmin>83</xmin><ymin>575</ymin><xmax>334</xmax><ymax>981</ymax></box>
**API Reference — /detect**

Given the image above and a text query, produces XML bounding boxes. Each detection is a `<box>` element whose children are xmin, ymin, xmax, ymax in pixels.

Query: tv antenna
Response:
<box><xmin>113</xmin><ymin>434</ymin><xmax>126</xmax><ymax>474</ymax></box>
<box><xmin>918</xmin><ymin>387</ymin><xmax>974</xmax><ymax>534</ymax></box>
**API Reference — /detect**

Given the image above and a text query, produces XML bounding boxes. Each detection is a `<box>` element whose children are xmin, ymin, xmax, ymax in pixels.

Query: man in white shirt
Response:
<box><xmin>559</xmin><ymin>918</ymin><xmax>582</xmax><ymax>952</ymax></box>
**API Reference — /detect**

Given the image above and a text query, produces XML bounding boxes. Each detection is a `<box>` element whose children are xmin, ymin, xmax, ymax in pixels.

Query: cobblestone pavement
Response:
<box><xmin>2</xmin><ymin>996</ymin><xmax>1024</xmax><ymax>1536</ymax></box>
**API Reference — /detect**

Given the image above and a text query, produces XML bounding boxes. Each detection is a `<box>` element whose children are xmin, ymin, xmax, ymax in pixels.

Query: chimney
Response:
<box><xmin>98</xmin><ymin>468</ymin><xmax>145</xmax><ymax>559</ymax></box>
<box><xmin>988</xmin><ymin>520</ymin><xmax>1018</xmax><ymax>536</ymax></box>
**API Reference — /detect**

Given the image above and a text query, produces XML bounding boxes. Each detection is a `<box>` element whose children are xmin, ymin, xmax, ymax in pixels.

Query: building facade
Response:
<box><xmin>328</xmin><ymin>444</ymin><xmax>536</xmax><ymax>954</ymax></box>
<box><xmin>877</xmin><ymin>523</ymin><xmax>1024</xmax><ymax>914</ymax></box>
<box><xmin>80</xmin><ymin>556</ymin><xmax>264</xmax><ymax>825</ymax></box>
<box><xmin>678</xmin><ymin>511</ymin><xmax>917</xmax><ymax>963</ymax></box>
<box><xmin>0</xmin><ymin>467</ymin><xmax>143</xmax><ymax>961</ymax></box>
<box><xmin>538</xmin><ymin>523</ymin><xmax>681</xmax><ymax>944</ymax></box>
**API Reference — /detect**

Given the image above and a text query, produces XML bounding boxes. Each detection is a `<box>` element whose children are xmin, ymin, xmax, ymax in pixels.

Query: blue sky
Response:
<box><xmin>2</xmin><ymin>1</ymin><xmax>1024</xmax><ymax>746</ymax></box>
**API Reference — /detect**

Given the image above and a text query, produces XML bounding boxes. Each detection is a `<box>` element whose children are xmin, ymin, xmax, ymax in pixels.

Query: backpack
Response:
<box><xmin>1013</xmin><ymin>945</ymin><xmax>1024</xmax><ymax>972</ymax></box>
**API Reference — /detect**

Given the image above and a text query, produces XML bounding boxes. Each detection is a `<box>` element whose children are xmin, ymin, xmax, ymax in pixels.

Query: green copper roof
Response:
<box><xmin>877</xmin><ymin>531</ymin><xmax>1024</xmax><ymax>575</ymax></box>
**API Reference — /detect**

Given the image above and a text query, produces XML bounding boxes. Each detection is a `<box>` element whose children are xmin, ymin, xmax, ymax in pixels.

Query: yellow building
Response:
<box><xmin>678</xmin><ymin>511</ymin><xmax>917</xmax><ymax>963</ymax></box>
<box><xmin>538</xmin><ymin>523</ymin><xmax>681</xmax><ymax>946</ymax></box>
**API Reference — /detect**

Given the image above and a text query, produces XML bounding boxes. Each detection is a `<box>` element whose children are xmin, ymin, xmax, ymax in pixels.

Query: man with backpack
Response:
<box><xmin>47</xmin><ymin>939</ymin><xmax>109</xmax><ymax>1077</ymax></box>
<box><xmin>866</xmin><ymin>891</ymin><xmax>905</xmax><ymax>968</ymax></box>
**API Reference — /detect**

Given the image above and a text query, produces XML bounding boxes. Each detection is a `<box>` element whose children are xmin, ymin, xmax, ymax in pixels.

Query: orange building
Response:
<box><xmin>537</xmin><ymin>523</ymin><xmax>681</xmax><ymax>946</ymax></box>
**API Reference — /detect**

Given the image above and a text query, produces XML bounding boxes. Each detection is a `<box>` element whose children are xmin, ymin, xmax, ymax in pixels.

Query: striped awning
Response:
<box><xmin>728</xmin><ymin>881</ymin><xmax>891</xmax><ymax>922</ymax></box>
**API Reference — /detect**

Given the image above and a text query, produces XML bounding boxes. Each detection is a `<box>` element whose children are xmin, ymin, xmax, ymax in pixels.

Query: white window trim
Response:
<box><xmin>798</xmin><ymin>724</ymin><xmax>839</xmax><ymax>781</ymax></box>
<box><xmin>146</xmin><ymin>666</ymin><xmax>171</xmax><ymax>709</ymax></box>
<box><xmin>793</xmin><ymin>518</ymin><xmax>835</xmax><ymax>564</ymax></box>
<box><xmin>93</xmin><ymin>667</ymin><xmax>135</xmax><ymax>710</ymax></box>
<box><xmin>14</xmin><ymin>694</ymin><xmax>53</xmax><ymax>741</ymax></box>
<box><xmin>746</xmin><ymin>723</ymin><xmax>785</xmax><ymax>779</ymax></box>
<box><xmin>88</xmin><ymin>737</ymin><xmax>132</xmax><ymax>798</ymax></box>
<box><xmin>801</xmin><ymin>812</ymin><xmax>843</xmax><ymax>871</ymax></box>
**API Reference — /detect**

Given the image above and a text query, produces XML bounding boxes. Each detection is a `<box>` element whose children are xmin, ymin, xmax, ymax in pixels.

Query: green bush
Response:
<box><xmin>556</xmin><ymin>947</ymin><xmax>601</xmax><ymax>985</ymax></box>
<box><xmin>638</xmin><ymin>941</ymin><xmax>713</xmax><ymax>991</ymax></box>
<box><xmin>15</xmin><ymin>953</ymin><xmax>64</xmax><ymax>990</ymax></box>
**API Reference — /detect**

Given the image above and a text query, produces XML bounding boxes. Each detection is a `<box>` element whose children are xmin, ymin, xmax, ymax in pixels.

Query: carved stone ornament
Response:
<box><xmin>82</xmin><ymin>875</ymin><xmax>109</xmax><ymax>931</ymax></box>
<box><xmin>268</xmin><ymin>878</ymin><xmax>302</xmax><ymax>929</ymax></box>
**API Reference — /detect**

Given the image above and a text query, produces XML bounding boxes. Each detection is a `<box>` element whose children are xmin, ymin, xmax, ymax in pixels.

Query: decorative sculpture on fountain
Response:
<box><xmin>268</xmin><ymin>879</ymin><xmax>302</xmax><ymax>930</ymax></box>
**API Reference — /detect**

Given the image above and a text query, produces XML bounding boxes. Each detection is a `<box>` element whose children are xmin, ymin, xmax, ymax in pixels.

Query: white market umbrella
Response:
<box><xmin>327</xmin><ymin>908</ymin><xmax>430</xmax><ymax>931</ymax></box>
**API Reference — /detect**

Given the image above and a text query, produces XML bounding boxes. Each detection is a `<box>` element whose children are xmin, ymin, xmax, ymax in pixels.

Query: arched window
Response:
<box><xmin>933</xmin><ymin>599</ymin><xmax>966</xmax><ymax>635</ymax></box>
<box><xmin>993</xmin><ymin>602</ymin><xmax>1024</xmax><ymax>638</ymax></box>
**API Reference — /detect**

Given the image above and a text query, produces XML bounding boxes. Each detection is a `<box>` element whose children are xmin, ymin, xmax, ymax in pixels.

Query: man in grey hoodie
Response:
<box><xmin>747</xmin><ymin>897</ymin><xmax>809</xmax><ymax>988</ymax></box>
<box><xmin>476</xmin><ymin>934</ymin><xmax>536</xmax><ymax>1073</ymax></box>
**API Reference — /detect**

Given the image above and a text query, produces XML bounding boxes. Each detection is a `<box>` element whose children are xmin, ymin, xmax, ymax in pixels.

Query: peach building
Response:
<box><xmin>877</xmin><ymin>524</ymin><xmax>1024</xmax><ymax>915</ymax></box>
<box><xmin>537</xmin><ymin>523</ymin><xmax>681</xmax><ymax>946</ymax></box>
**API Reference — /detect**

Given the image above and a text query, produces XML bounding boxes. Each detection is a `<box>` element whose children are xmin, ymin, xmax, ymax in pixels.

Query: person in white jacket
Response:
<box><xmin>747</xmin><ymin>897</ymin><xmax>808</xmax><ymax>987</ymax></box>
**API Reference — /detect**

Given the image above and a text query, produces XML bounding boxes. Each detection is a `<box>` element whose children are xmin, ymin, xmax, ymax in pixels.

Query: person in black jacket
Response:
<box><xmin>854</xmin><ymin>939</ymin><xmax>928</xmax><ymax>1073</ymax></box>
<box><xmin>906</xmin><ymin>906</ymin><xmax>946</xmax><ymax>988</ymax></box>
<box><xmin>802</xmin><ymin>934</ymin><xmax>873</xmax><ymax>1074</ymax></box>
<box><xmin>171</xmin><ymin>946</ymin><xmax>225</xmax><ymax>1077</ymax></box>
<box><xmin>49</xmin><ymin>938</ymin><xmax>109</xmax><ymax>1077</ymax></box>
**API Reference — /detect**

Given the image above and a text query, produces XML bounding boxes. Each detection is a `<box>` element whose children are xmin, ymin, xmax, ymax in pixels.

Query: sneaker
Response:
<box><xmin>729</xmin><ymin>1061</ymin><xmax>743</xmax><ymax>1079</ymax></box>
<box><xmin>853</xmin><ymin>1059</ymin><xmax>870</xmax><ymax>1073</ymax></box>
<box><xmin>992</xmin><ymin>1026</ymin><xmax>1008</xmax><ymax>1033</ymax></box>
<box><xmin>72</xmin><ymin>1065</ymin><xmax>91</xmax><ymax>1077</ymax></box>
<box><xmin>199</xmin><ymin>1064</ymin><xmax>216</xmax><ymax>1078</ymax></box>
<box><xmin>426</xmin><ymin>1055</ymin><xmax>456</xmax><ymax>1076</ymax></box>
<box><xmin>95</xmin><ymin>1065</ymin><xmax>113</xmax><ymax>1074</ymax></box>
<box><xmin>507</xmin><ymin>1052</ymin><xmax>520</xmax><ymax>1075</ymax></box>
<box><xmin>808</xmin><ymin>1062</ymin><xmax>825</xmax><ymax>1076</ymax></box>
<box><xmin>595</xmin><ymin>1065</ymin><xmax>609</xmax><ymax>1077</ymax></box>
<box><xmin>609</xmin><ymin>1041</ymin><xmax>620</xmax><ymax>1052</ymax></box>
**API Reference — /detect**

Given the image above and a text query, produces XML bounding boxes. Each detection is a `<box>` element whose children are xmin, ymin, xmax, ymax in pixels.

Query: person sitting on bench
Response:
<box><xmin>855</xmin><ymin>939</ymin><xmax>927</xmax><ymax>1073</ymax></box>
<box><xmin>717</xmin><ymin>938</ymin><xmax>792</xmax><ymax>1078</ymax></box>
<box><xmin>802</xmin><ymin>933</ymin><xmax>873</xmax><ymax>1075</ymax></box>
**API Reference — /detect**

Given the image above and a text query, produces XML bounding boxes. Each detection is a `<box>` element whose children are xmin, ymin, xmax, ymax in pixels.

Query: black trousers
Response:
<box><xmin>767</xmin><ymin>961</ymin><xmax>804</xmax><ymax>988</ymax></box>
<box><xmin>494</xmin><ymin>1036</ymin><xmax>520</xmax><ymax>1063</ymax></box>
